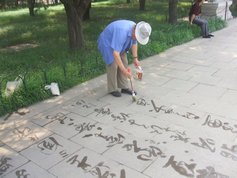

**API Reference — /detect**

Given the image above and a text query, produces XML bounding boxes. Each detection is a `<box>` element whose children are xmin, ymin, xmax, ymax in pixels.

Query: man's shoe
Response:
<box><xmin>121</xmin><ymin>88</ymin><xmax>137</xmax><ymax>95</ymax></box>
<box><xmin>110</xmin><ymin>91</ymin><xmax>121</xmax><ymax>97</ymax></box>
<box><xmin>208</xmin><ymin>34</ymin><xmax>214</xmax><ymax>37</ymax></box>
<box><xmin>203</xmin><ymin>35</ymin><xmax>211</xmax><ymax>38</ymax></box>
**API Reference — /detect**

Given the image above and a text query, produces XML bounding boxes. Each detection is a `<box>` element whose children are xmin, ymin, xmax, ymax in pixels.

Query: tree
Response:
<box><xmin>27</xmin><ymin>0</ymin><xmax>36</xmax><ymax>16</ymax></box>
<box><xmin>83</xmin><ymin>1</ymin><xmax>91</xmax><ymax>21</ymax></box>
<box><xmin>139</xmin><ymin>0</ymin><xmax>145</xmax><ymax>10</ymax></box>
<box><xmin>168</xmin><ymin>0</ymin><xmax>178</xmax><ymax>24</ymax></box>
<box><xmin>230</xmin><ymin>0</ymin><xmax>237</xmax><ymax>17</ymax></box>
<box><xmin>60</xmin><ymin>0</ymin><xmax>92</xmax><ymax>50</ymax></box>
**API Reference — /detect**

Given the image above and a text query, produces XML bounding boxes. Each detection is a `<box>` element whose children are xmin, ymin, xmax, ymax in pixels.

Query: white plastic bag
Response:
<box><xmin>5</xmin><ymin>75</ymin><xmax>23</xmax><ymax>96</ymax></box>
<box><xmin>45</xmin><ymin>82</ymin><xmax>60</xmax><ymax>96</ymax></box>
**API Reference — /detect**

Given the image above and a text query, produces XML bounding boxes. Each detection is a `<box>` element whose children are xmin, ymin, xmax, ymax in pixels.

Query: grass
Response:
<box><xmin>0</xmin><ymin>0</ymin><xmax>226</xmax><ymax>117</ymax></box>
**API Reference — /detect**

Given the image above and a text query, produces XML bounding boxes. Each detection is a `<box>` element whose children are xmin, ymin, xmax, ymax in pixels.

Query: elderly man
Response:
<box><xmin>97</xmin><ymin>20</ymin><xmax>152</xmax><ymax>97</ymax></box>
<box><xmin>189</xmin><ymin>0</ymin><xmax>214</xmax><ymax>38</ymax></box>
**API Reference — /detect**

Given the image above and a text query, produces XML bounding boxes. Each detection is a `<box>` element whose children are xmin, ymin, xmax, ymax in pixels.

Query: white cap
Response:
<box><xmin>135</xmin><ymin>21</ymin><xmax>152</xmax><ymax>45</ymax></box>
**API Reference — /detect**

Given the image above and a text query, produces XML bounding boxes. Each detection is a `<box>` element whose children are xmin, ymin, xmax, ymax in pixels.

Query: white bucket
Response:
<box><xmin>45</xmin><ymin>82</ymin><xmax>60</xmax><ymax>96</ymax></box>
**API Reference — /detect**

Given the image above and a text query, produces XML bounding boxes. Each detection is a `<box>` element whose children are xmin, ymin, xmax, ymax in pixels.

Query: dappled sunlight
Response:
<box><xmin>0</xmin><ymin>115</ymin><xmax>52</xmax><ymax>152</ymax></box>
<box><xmin>21</xmin><ymin>31</ymin><xmax>33</xmax><ymax>39</ymax></box>
<box><xmin>47</xmin><ymin>4</ymin><xmax>64</xmax><ymax>11</ymax></box>
<box><xmin>44</xmin><ymin>96</ymin><xmax>64</xmax><ymax>104</ymax></box>
<box><xmin>0</xmin><ymin>8</ymin><xmax>28</xmax><ymax>17</ymax></box>
<box><xmin>93</xmin><ymin>1</ymin><xmax>117</xmax><ymax>7</ymax></box>
<box><xmin>3</xmin><ymin>43</ymin><xmax>38</xmax><ymax>52</ymax></box>
<box><xmin>0</xmin><ymin>25</ymin><xmax>14</xmax><ymax>36</ymax></box>
<box><xmin>158</xmin><ymin>53</ymin><xmax>167</xmax><ymax>58</ymax></box>
<box><xmin>189</xmin><ymin>46</ymin><xmax>199</xmax><ymax>50</ymax></box>
<box><xmin>0</xmin><ymin>146</ymin><xmax>11</xmax><ymax>155</ymax></box>
<box><xmin>0</xmin><ymin>119</ymin><xmax>13</xmax><ymax>131</ymax></box>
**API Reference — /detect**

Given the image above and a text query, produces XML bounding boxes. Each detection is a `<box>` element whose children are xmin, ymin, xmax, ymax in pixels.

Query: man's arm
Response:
<box><xmin>131</xmin><ymin>44</ymin><xmax>140</xmax><ymax>67</ymax></box>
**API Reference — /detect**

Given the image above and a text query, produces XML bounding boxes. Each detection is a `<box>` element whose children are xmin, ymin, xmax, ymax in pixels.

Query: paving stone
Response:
<box><xmin>165</xmin><ymin>61</ymin><xmax>194</xmax><ymax>71</ymax></box>
<box><xmin>44</xmin><ymin>113</ymin><xmax>98</xmax><ymax>139</ymax></box>
<box><xmin>187</xmin><ymin>66</ymin><xmax>219</xmax><ymax>75</ymax></box>
<box><xmin>97</xmin><ymin>93</ymin><xmax>138</xmax><ymax>109</ymax></box>
<box><xmin>219</xmin><ymin>89</ymin><xmax>237</xmax><ymax>105</ymax></box>
<box><xmin>188</xmin><ymin>83</ymin><xmax>226</xmax><ymax>99</ymax></box>
<box><xmin>31</xmin><ymin>107</ymin><xmax>70</xmax><ymax>126</ymax></box>
<box><xmin>146</xmin><ymin>66</ymin><xmax>174</xmax><ymax>76</ymax></box>
<box><xmin>0</xmin><ymin>113</ymin><xmax>30</xmax><ymax>132</ymax></box>
<box><xmin>160</xmin><ymin>90</ymin><xmax>215</xmax><ymax>109</ymax></box>
<box><xmin>170</xmin><ymin>53</ymin><xmax>215</xmax><ymax>66</ymax></box>
<box><xmin>162</xmin><ymin>79</ymin><xmax>198</xmax><ymax>93</ymax></box>
<box><xmin>0</xmin><ymin>145</ymin><xmax>28</xmax><ymax>177</ymax></box>
<box><xmin>87</xmin><ymin>105</ymin><xmax>126</xmax><ymax>126</ymax></box>
<box><xmin>144</xmin><ymin>140</ymin><xmax>237</xmax><ymax>178</ymax></box>
<box><xmin>218</xmin><ymin>77</ymin><xmax>237</xmax><ymax>90</ymax></box>
<box><xmin>3</xmin><ymin>161</ymin><xmax>56</xmax><ymax>178</ymax></box>
<box><xmin>137</xmin><ymin>87</ymin><xmax>174</xmax><ymax>102</ymax></box>
<box><xmin>188</xmin><ymin>73</ymin><xmax>222</xmax><ymax>85</ymax></box>
<box><xmin>139</xmin><ymin>74</ymin><xmax>171</xmax><ymax>87</ymax></box>
<box><xmin>71</xmin><ymin>122</ymin><xmax>129</xmax><ymax>154</ymax></box>
<box><xmin>163</xmin><ymin>69</ymin><xmax>193</xmax><ymax>80</ymax></box>
<box><xmin>49</xmin><ymin>148</ymin><xmax>151</xmax><ymax>178</ymax></box>
<box><xmin>114</xmin><ymin>112</ymin><xmax>184</xmax><ymax>140</ymax></box>
<box><xmin>0</xmin><ymin>122</ymin><xmax>52</xmax><ymax>152</ymax></box>
<box><xmin>103</xmin><ymin>135</ymin><xmax>167</xmax><ymax>172</ymax></box>
<box><xmin>204</xmin><ymin>102</ymin><xmax>237</xmax><ymax>120</ymax></box>
<box><xmin>20</xmin><ymin>134</ymin><xmax>81</xmax><ymax>169</ymax></box>
<box><xmin>16</xmin><ymin>96</ymin><xmax>66</xmax><ymax>119</ymax></box>
<box><xmin>62</xmin><ymin>97</ymin><xmax>107</xmax><ymax>117</ymax></box>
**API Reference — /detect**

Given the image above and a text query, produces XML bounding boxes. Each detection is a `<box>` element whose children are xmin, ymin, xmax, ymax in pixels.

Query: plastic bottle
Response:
<box><xmin>136</xmin><ymin>66</ymin><xmax>143</xmax><ymax>80</ymax></box>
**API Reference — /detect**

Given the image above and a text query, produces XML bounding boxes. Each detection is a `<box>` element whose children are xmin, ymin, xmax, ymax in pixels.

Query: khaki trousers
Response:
<box><xmin>106</xmin><ymin>53</ymin><xmax>128</xmax><ymax>93</ymax></box>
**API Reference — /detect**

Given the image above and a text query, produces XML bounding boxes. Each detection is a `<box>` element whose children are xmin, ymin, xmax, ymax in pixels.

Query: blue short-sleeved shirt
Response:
<box><xmin>97</xmin><ymin>20</ymin><xmax>137</xmax><ymax>65</ymax></box>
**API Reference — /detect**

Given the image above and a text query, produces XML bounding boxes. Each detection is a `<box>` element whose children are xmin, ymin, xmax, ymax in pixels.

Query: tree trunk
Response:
<box><xmin>83</xmin><ymin>2</ymin><xmax>91</xmax><ymax>21</ymax></box>
<box><xmin>27</xmin><ymin>0</ymin><xmax>35</xmax><ymax>16</ymax></box>
<box><xmin>139</xmin><ymin>0</ymin><xmax>145</xmax><ymax>10</ymax></box>
<box><xmin>0</xmin><ymin>0</ymin><xmax>6</xmax><ymax>9</ymax></box>
<box><xmin>64</xmin><ymin>3</ymin><xmax>84</xmax><ymax>50</ymax></box>
<box><xmin>60</xmin><ymin>0</ymin><xmax>91</xmax><ymax>50</ymax></box>
<box><xmin>230</xmin><ymin>0</ymin><xmax>237</xmax><ymax>17</ymax></box>
<box><xmin>15</xmin><ymin>0</ymin><xmax>19</xmax><ymax>7</ymax></box>
<box><xmin>168</xmin><ymin>0</ymin><xmax>178</xmax><ymax>24</ymax></box>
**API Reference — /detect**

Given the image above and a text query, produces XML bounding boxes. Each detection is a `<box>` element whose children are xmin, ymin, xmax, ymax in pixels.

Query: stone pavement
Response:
<box><xmin>1</xmin><ymin>18</ymin><xmax>237</xmax><ymax>178</ymax></box>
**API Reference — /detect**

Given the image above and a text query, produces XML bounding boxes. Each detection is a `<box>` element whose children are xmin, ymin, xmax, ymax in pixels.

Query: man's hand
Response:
<box><xmin>133</xmin><ymin>58</ymin><xmax>140</xmax><ymax>68</ymax></box>
<box><xmin>126</xmin><ymin>67</ymin><xmax>132</xmax><ymax>79</ymax></box>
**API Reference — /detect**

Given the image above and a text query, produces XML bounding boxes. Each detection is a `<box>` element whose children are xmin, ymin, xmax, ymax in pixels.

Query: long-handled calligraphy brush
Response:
<box><xmin>127</xmin><ymin>67</ymin><xmax>137</xmax><ymax>102</ymax></box>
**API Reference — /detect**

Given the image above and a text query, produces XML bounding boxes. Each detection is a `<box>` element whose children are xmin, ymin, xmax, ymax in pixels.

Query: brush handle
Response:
<box><xmin>127</xmin><ymin>67</ymin><xmax>134</xmax><ymax>91</ymax></box>
<box><xmin>129</xmin><ymin>78</ymin><xmax>134</xmax><ymax>91</ymax></box>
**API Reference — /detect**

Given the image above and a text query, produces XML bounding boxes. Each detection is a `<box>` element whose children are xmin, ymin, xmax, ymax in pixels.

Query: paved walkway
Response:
<box><xmin>1</xmin><ymin>18</ymin><xmax>237</xmax><ymax>178</ymax></box>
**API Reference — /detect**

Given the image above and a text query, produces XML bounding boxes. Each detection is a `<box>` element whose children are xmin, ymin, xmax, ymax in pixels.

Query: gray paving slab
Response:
<box><xmin>49</xmin><ymin>148</ymin><xmax>151</xmax><ymax>178</ymax></box>
<box><xmin>0</xmin><ymin>145</ymin><xmax>28</xmax><ymax>177</ymax></box>
<box><xmin>2</xmin><ymin>161</ymin><xmax>56</xmax><ymax>178</ymax></box>
<box><xmin>20</xmin><ymin>134</ymin><xmax>82</xmax><ymax>169</ymax></box>
<box><xmin>0</xmin><ymin>121</ymin><xmax>52</xmax><ymax>152</ymax></box>
<box><xmin>1</xmin><ymin>18</ymin><xmax>237</xmax><ymax>178</ymax></box>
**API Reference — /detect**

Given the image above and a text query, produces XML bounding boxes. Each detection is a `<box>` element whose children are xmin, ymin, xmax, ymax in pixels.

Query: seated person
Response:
<box><xmin>189</xmin><ymin>0</ymin><xmax>214</xmax><ymax>38</ymax></box>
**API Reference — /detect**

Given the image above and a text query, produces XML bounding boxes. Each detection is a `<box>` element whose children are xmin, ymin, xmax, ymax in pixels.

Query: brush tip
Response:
<box><xmin>132</xmin><ymin>95</ymin><xmax>137</xmax><ymax>102</ymax></box>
